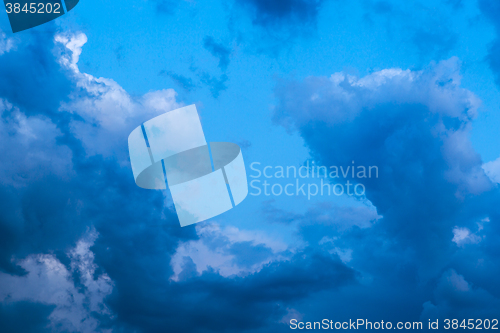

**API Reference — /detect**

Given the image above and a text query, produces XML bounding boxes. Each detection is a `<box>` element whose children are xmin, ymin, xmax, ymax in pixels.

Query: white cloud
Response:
<box><xmin>280</xmin><ymin>308</ymin><xmax>304</xmax><ymax>325</ymax></box>
<box><xmin>452</xmin><ymin>226</ymin><xmax>482</xmax><ymax>247</ymax></box>
<box><xmin>279</xmin><ymin>58</ymin><xmax>479</xmax><ymax>127</ymax></box>
<box><xmin>318</xmin><ymin>237</ymin><xmax>353</xmax><ymax>263</ymax></box>
<box><xmin>54</xmin><ymin>33</ymin><xmax>183</xmax><ymax>160</ymax></box>
<box><xmin>275</xmin><ymin>58</ymin><xmax>490</xmax><ymax>195</ymax></box>
<box><xmin>0</xmin><ymin>31</ymin><xmax>15</xmax><ymax>55</ymax></box>
<box><xmin>482</xmin><ymin>157</ymin><xmax>500</xmax><ymax>184</ymax></box>
<box><xmin>170</xmin><ymin>223</ymin><xmax>290</xmax><ymax>281</ymax></box>
<box><xmin>0</xmin><ymin>228</ymin><xmax>114</xmax><ymax>333</ymax></box>
<box><xmin>302</xmin><ymin>202</ymin><xmax>381</xmax><ymax>230</ymax></box>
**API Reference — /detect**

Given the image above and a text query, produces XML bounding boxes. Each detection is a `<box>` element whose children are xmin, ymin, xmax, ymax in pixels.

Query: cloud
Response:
<box><xmin>150</xmin><ymin>0</ymin><xmax>179</xmax><ymax>14</ymax></box>
<box><xmin>274</xmin><ymin>58</ymin><xmax>489</xmax><ymax>197</ymax></box>
<box><xmin>171</xmin><ymin>223</ymin><xmax>290</xmax><ymax>280</ymax></box>
<box><xmin>159</xmin><ymin>68</ymin><xmax>228</xmax><ymax>99</ymax></box>
<box><xmin>421</xmin><ymin>269</ymin><xmax>500</xmax><ymax>320</ymax></box>
<box><xmin>0</xmin><ymin>29</ymin><xmax>73</xmax><ymax>119</ymax></box>
<box><xmin>411</xmin><ymin>29</ymin><xmax>457</xmax><ymax>62</ymax></box>
<box><xmin>271</xmin><ymin>57</ymin><xmax>500</xmax><ymax>321</ymax></box>
<box><xmin>480</xmin><ymin>0</ymin><xmax>500</xmax><ymax>87</ymax></box>
<box><xmin>55</xmin><ymin>32</ymin><xmax>183</xmax><ymax>159</ymax></box>
<box><xmin>236</xmin><ymin>139</ymin><xmax>252</xmax><ymax>150</ymax></box>
<box><xmin>483</xmin><ymin>156</ymin><xmax>500</xmax><ymax>184</ymax></box>
<box><xmin>0</xmin><ymin>29</ymin><xmax>360</xmax><ymax>332</ymax></box>
<box><xmin>0</xmin><ymin>228</ymin><xmax>113</xmax><ymax>333</ymax></box>
<box><xmin>199</xmin><ymin>72</ymin><xmax>228</xmax><ymax>98</ymax></box>
<box><xmin>236</xmin><ymin>0</ymin><xmax>325</xmax><ymax>28</ymax></box>
<box><xmin>0</xmin><ymin>99</ymin><xmax>73</xmax><ymax>188</ymax></box>
<box><xmin>262</xmin><ymin>200</ymin><xmax>381</xmax><ymax>229</ymax></box>
<box><xmin>452</xmin><ymin>226</ymin><xmax>482</xmax><ymax>247</ymax></box>
<box><xmin>149</xmin><ymin>0</ymin><xmax>196</xmax><ymax>16</ymax></box>
<box><xmin>0</xmin><ymin>29</ymin><xmax>191</xmax><ymax>332</ymax></box>
<box><xmin>0</xmin><ymin>302</ymin><xmax>54</xmax><ymax>333</ymax></box>
<box><xmin>3</xmin><ymin>9</ymin><xmax>499</xmax><ymax>331</ymax></box>
<box><xmin>363</xmin><ymin>0</ymin><xmax>459</xmax><ymax>62</ymax></box>
<box><xmin>445</xmin><ymin>0</ymin><xmax>463</xmax><ymax>10</ymax></box>
<box><xmin>203</xmin><ymin>36</ymin><xmax>231</xmax><ymax>71</ymax></box>
<box><xmin>227</xmin><ymin>0</ymin><xmax>328</xmax><ymax>54</ymax></box>
<box><xmin>280</xmin><ymin>307</ymin><xmax>303</xmax><ymax>324</ymax></box>
<box><xmin>159</xmin><ymin>70</ymin><xmax>197</xmax><ymax>91</ymax></box>
<box><xmin>0</xmin><ymin>31</ymin><xmax>15</xmax><ymax>55</ymax></box>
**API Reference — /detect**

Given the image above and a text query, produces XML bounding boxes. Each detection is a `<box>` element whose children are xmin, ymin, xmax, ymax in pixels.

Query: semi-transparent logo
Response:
<box><xmin>3</xmin><ymin>0</ymin><xmax>79</xmax><ymax>33</ymax></box>
<box><xmin>128</xmin><ymin>105</ymin><xmax>248</xmax><ymax>227</ymax></box>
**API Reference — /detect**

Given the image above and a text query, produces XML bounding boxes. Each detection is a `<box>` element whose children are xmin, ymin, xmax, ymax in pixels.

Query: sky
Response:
<box><xmin>1</xmin><ymin>0</ymin><xmax>500</xmax><ymax>332</ymax></box>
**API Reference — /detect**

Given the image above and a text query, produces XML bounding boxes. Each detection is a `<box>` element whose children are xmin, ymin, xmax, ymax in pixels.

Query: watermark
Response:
<box><xmin>249</xmin><ymin>161</ymin><xmax>378</xmax><ymax>200</ymax></box>
<box><xmin>290</xmin><ymin>319</ymin><xmax>423</xmax><ymax>330</ymax></box>
<box><xmin>128</xmin><ymin>104</ymin><xmax>248</xmax><ymax>227</ymax></box>
<box><xmin>3</xmin><ymin>0</ymin><xmax>79</xmax><ymax>33</ymax></box>
<box><xmin>289</xmin><ymin>318</ymin><xmax>499</xmax><ymax>330</ymax></box>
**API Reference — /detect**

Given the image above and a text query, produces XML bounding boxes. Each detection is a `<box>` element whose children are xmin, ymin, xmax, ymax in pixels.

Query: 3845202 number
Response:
<box><xmin>443</xmin><ymin>319</ymin><xmax>499</xmax><ymax>329</ymax></box>
<box><xmin>5</xmin><ymin>2</ymin><xmax>61</xmax><ymax>14</ymax></box>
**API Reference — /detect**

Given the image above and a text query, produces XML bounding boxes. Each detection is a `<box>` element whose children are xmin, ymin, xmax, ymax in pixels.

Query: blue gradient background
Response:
<box><xmin>1</xmin><ymin>0</ymin><xmax>500</xmax><ymax>332</ymax></box>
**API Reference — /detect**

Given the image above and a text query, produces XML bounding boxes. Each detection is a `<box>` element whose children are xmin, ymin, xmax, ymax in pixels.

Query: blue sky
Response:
<box><xmin>1</xmin><ymin>0</ymin><xmax>500</xmax><ymax>332</ymax></box>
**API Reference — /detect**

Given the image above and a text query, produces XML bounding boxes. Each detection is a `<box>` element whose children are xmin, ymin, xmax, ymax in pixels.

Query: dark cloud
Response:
<box><xmin>114</xmin><ymin>45</ymin><xmax>124</xmax><ymax>61</ymax></box>
<box><xmin>262</xmin><ymin>199</ymin><xmax>301</xmax><ymax>224</ymax></box>
<box><xmin>236</xmin><ymin>139</ymin><xmax>252</xmax><ymax>150</ymax></box>
<box><xmin>199</xmin><ymin>72</ymin><xmax>228</xmax><ymax>98</ymax></box>
<box><xmin>103</xmin><ymin>248</ymin><xmax>355</xmax><ymax>333</ymax></box>
<box><xmin>236</xmin><ymin>0</ymin><xmax>325</xmax><ymax>28</ymax></box>
<box><xmin>421</xmin><ymin>269</ymin><xmax>500</xmax><ymax>320</ymax></box>
<box><xmin>159</xmin><ymin>70</ymin><xmax>197</xmax><ymax>91</ymax></box>
<box><xmin>159</xmin><ymin>66</ymin><xmax>228</xmax><ymax>98</ymax></box>
<box><xmin>150</xmin><ymin>0</ymin><xmax>197</xmax><ymax>16</ymax></box>
<box><xmin>151</xmin><ymin>0</ymin><xmax>179</xmax><ymax>15</ymax></box>
<box><xmin>228</xmin><ymin>0</ymin><xmax>327</xmax><ymax>54</ymax></box>
<box><xmin>412</xmin><ymin>28</ymin><xmax>458</xmax><ymax>61</ymax></box>
<box><xmin>203</xmin><ymin>36</ymin><xmax>231</xmax><ymax>71</ymax></box>
<box><xmin>0</xmin><ymin>302</ymin><xmax>54</xmax><ymax>333</ymax></box>
<box><xmin>273</xmin><ymin>59</ymin><xmax>500</xmax><ymax>322</ymax></box>
<box><xmin>0</xmin><ymin>29</ymin><xmax>72</xmax><ymax>119</ymax></box>
<box><xmin>363</xmin><ymin>1</ymin><xmax>459</xmax><ymax>63</ymax></box>
<box><xmin>480</xmin><ymin>0</ymin><xmax>500</xmax><ymax>87</ymax></box>
<box><xmin>0</xmin><ymin>29</ymin><xmax>357</xmax><ymax>333</ymax></box>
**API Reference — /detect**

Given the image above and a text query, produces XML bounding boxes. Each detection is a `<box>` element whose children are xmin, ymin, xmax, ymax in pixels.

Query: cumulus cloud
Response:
<box><xmin>2</xmin><ymin>6</ymin><xmax>498</xmax><ymax>331</ymax></box>
<box><xmin>0</xmin><ymin>99</ymin><xmax>73</xmax><ymax>187</ymax></box>
<box><xmin>0</xmin><ymin>28</ymin><xmax>359</xmax><ymax>333</ymax></box>
<box><xmin>272</xmin><ymin>57</ymin><xmax>500</xmax><ymax>321</ymax></box>
<box><xmin>0</xmin><ymin>229</ymin><xmax>113</xmax><ymax>333</ymax></box>
<box><xmin>0</xmin><ymin>29</ymin><xmax>192</xmax><ymax>331</ymax></box>
<box><xmin>171</xmin><ymin>223</ymin><xmax>290</xmax><ymax>280</ymax></box>
<box><xmin>274</xmin><ymin>58</ymin><xmax>490</xmax><ymax>196</ymax></box>
<box><xmin>54</xmin><ymin>33</ymin><xmax>183</xmax><ymax>160</ymax></box>
<box><xmin>421</xmin><ymin>269</ymin><xmax>500</xmax><ymax>320</ymax></box>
